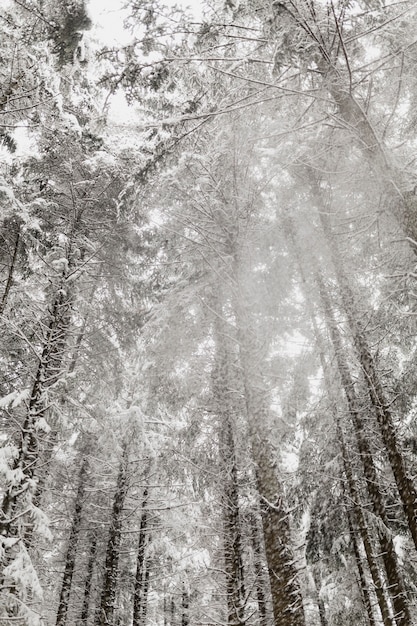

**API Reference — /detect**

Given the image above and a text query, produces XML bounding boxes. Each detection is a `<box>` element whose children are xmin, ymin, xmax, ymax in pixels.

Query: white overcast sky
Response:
<box><xmin>88</xmin><ymin>0</ymin><xmax>202</xmax><ymax>46</ymax></box>
<box><xmin>88</xmin><ymin>0</ymin><xmax>131</xmax><ymax>46</ymax></box>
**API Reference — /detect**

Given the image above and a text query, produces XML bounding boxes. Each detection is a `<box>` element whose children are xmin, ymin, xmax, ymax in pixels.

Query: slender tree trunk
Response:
<box><xmin>322</xmin><ymin>65</ymin><xmax>417</xmax><ymax>243</ymax></box>
<box><xmin>287</xmin><ymin>224</ymin><xmax>405</xmax><ymax>625</ymax></box>
<box><xmin>132</xmin><ymin>486</ymin><xmax>149</xmax><ymax>626</ymax></box>
<box><xmin>55</xmin><ymin>457</ymin><xmax>89</xmax><ymax>626</ymax></box>
<box><xmin>140</xmin><ymin>559</ymin><xmax>150</xmax><ymax>625</ymax></box>
<box><xmin>171</xmin><ymin>597</ymin><xmax>175</xmax><ymax>626</ymax></box>
<box><xmin>0</xmin><ymin>222</ymin><xmax>20</xmax><ymax>315</ymax></box>
<box><xmin>313</xmin><ymin>195</ymin><xmax>417</xmax><ymax>555</ymax></box>
<box><xmin>212</xmin><ymin>314</ymin><xmax>246</xmax><ymax>626</ymax></box>
<box><xmin>316</xmin><ymin>271</ymin><xmax>410</xmax><ymax>625</ymax></box>
<box><xmin>279</xmin><ymin>11</ymin><xmax>416</xmax><ymax>241</ymax></box>
<box><xmin>234</xmin><ymin>305</ymin><xmax>305</xmax><ymax>626</ymax></box>
<box><xmin>338</xmin><ymin>425</ymin><xmax>395</xmax><ymax>626</ymax></box>
<box><xmin>23</xmin><ymin>430</ymin><xmax>59</xmax><ymax>550</ymax></box>
<box><xmin>250</xmin><ymin>513</ymin><xmax>271</xmax><ymax>626</ymax></box>
<box><xmin>0</xmin><ymin>275</ymin><xmax>73</xmax><ymax>589</ymax></box>
<box><xmin>221</xmin><ymin>428</ymin><xmax>246</xmax><ymax>626</ymax></box>
<box><xmin>79</xmin><ymin>531</ymin><xmax>98</xmax><ymax>626</ymax></box>
<box><xmin>95</xmin><ymin>445</ymin><xmax>129</xmax><ymax>626</ymax></box>
<box><xmin>346</xmin><ymin>505</ymin><xmax>377</xmax><ymax>626</ymax></box>
<box><xmin>181</xmin><ymin>587</ymin><xmax>189</xmax><ymax>626</ymax></box>
<box><xmin>164</xmin><ymin>595</ymin><xmax>168</xmax><ymax>626</ymax></box>
<box><xmin>26</xmin><ymin>278</ymin><xmax>99</xmax><ymax>548</ymax></box>
<box><xmin>306</xmin><ymin>322</ymin><xmax>376</xmax><ymax>626</ymax></box>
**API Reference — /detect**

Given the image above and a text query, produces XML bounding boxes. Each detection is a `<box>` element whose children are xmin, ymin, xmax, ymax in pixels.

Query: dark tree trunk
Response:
<box><xmin>181</xmin><ymin>587</ymin><xmax>189</xmax><ymax>626</ymax></box>
<box><xmin>214</xmin><ymin>280</ymin><xmax>305</xmax><ymax>626</ymax></box>
<box><xmin>132</xmin><ymin>486</ymin><xmax>149</xmax><ymax>626</ymax></box>
<box><xmin>316</xmin><ymin>271</ymin><xmax>411</xmax><ymax>626</ymax></box>
<box><xmin>24</xmin><ymin>283</ymin><xmax>97</xmax><ymax>550</ymax></box>
<box><xmin>222</xmin><ymin>430</ymin><xmax>246</xmax><ymax>626</ymax></box>
<box><xmin>235</xmin><ymin>315</ymin><xmax>305</xmax><ymax>626</ymax></box>
<box><xmin>315</xmin><ymin>198</ymin><xmax>417</xmax><ymax>556</ymax></box>
<box><xmin>79</xmin><ymin>531</ymin><xmax>98</xmax><ymax>626</ymax></box>
<box><xmin>212</xmin><ymin>315</ymin><xmax>246</xmax><ymax>626</ymax></box>
<box><xmin>56</xmin><ymin>457</ymin><xmax>89</xmax><ymax>626</ymax></box>
<box><xmin>140</xmin><ymin>560</ymin><xmax>150</xmax><ymax>625</ymax></box>
<box><xmin>171</xmin><ymin>597</ymin><xmax>175</xmax><ymax>626</ymax></box>
<box><xmin>287</xmin><ymin>223</ymin><xmax>405</xmax><ymax>625</ymax></box>
<box><xmin>0</xmin><ymin>222</ymin><xmax>20</xmax><ymax>315</ymax></box>
<box><xmin>311</xmin><ymin>569</ymin><xmax>328</xmax><ymax>626</ymax></box>
<box><xmin>346</xmin><ymin>506</ymin><xmax>377</xmax><ymax>626</ymax></box>
<box><xmin>338</xmin><ymin>425</ymin><xmax>394</xmax><ymax>626</ymax></box>
<box><xmin>164</xmin><ymin>595</ymin><xmax>168</xmax><ymax>626</ymax></box>
<box><xmin>95</xmin><ymin>445</ymin><xmax>128</xmax><ymax>626</ymax></box>
<box><xmin>250</xmin><ymin>513</ymin><xmax>271</xmax><ymax>626</ymax></box>
<box><xmin>0</xmin><ymin>273</ymin><xmax>73</xmax><ymax>590</ymax></box>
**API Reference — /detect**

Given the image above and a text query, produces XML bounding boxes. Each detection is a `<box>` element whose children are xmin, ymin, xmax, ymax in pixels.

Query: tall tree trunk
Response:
<box><xmin>306</xmin><ymin>322</ymin><xmax>376</xmax><ymax>626</ymax></box>
<box><xmin>346</xmin><ymin>504</ymin><xmax>377</xmax><ymax>626</ymax></box>
<box><xmin>95</xmin><ymin>444</ymin><xmax>129</xmax><ymax>626</ymax></box>
<box><xmin>0</xmin><ymin>272</ymin><xmax>73</xmax><ymax>603</ymax></box>
<box><xmin>171</xmin><ymin>597</ymin><xmax>175</xmax><ymax>626</ymax></box>
<box><xmin>212</xmin><ymin>314</ymin><xmax>245</xmax><ymax>626</ymax></box>
<box><xmin>164</xmin><ymin>595</ymin><xmax>168</xmax><ymax>626</ymax></box>
<box><xmin>0</xmin><ymin>221</ymin><xmax>20</xmax><ymax>315</ymax></box>
<box><xmin>250</xmin><ymin>513</ymin><xmax>271</xmax><ymax>626</ymax></box>
<box><xmin>79</xmin><ymin>531</ymin><xmax>98</xmax><ymax>626</ymax></box>
<box><xmin>338</xmin><ymin>424</ymin><xmax>395</xmax><ymax>626</ymax></box>
<box><xmin>316</xmin><ymin>271</ymin><xmax>410</xmax><ymax>625</ymax></box>
<box><xmin>310</xmin><ymin>569</ymin><xmax>328</xmax><ymax>626</ymax></box>
<box><xmin>312</xmin><ymin>191</ymin><xmax>417</xmax><ymax>555</ymax></box>
<box><xmin>276</xmin><ymin>7</ymin><xmax>416</xmax><ymax>241</ymax></box>
<box><xmin>132</xmin><ymin>486</ymin><xmax>149</xmax><ymax>626</ymax></box>
<box><xmin>181</xmin><ymin>587</ymin><xmax>189</xmax><ymax>626</ymax></box>
<box><xmin>140</xmin><ymin>559</ymin><xmax>150</xmax><ymax>625</ymax></box>
<box><xmin>322</xmin><ymin>64</ymin><xmax>417</xmax><ymax>243</ymax></box>
<box><xmin>26</xmin><ymin>278</ymin><xmax>99</xmax><ymax>548</ymax></box>
<box><xmin>56</xmin><ymin>457</ymin><xmax>89</xmax><ymax>626</ymax></box>
<box><xmin>233</xmin><ymin>298</ymin><xmax>305</xmax><ymax>626</ymax></box>
<box><xmin>287</xmin><ymin>223</ymin><xmax>406</xmax><ymax>624</ymax></box>
<box><xmin>221</xmin><ymin>426</ymin><xmax>246</xmax><ymax>626</ymax></box>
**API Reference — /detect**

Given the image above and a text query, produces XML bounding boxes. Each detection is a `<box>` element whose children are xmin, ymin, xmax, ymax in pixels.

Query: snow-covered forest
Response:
<box><xmin>1</xmin><ymin>0</ymin><xmax>417</xmax><ymax>624</ymax></box>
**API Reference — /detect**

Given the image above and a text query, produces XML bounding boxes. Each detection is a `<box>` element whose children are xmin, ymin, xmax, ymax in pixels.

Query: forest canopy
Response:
<box><xmin>1</xmin><ymin>1</ymin><xmax>417</xmax><ymax>625</ymax></box>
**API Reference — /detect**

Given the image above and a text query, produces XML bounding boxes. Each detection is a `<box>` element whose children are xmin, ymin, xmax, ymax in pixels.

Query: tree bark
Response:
<box><xmin>181</xmin><ymin>587</ymin><xmax>189</xmax><ymax>626</ymax></box>
<box><xmin>56</xmin><ymin>456</ymin><xmax>89</xmax><ymax>626</ymax></box>
<box><xmin>212</xmin><ymin>314</ymin><xmax>246</xmax><ymax>626</ymax></box>
<box><xmin>346</xmin><ymin>505</ymin><xmax>377</xmax><ymax>626</ymax></box>
<box><xmin>221</xmin><ymin>424</ymin><xmax>246</xmax><ymax>626</ymax></box>
<box><xmin>338</xmin><ymin>423</ymin><xmax>395</xmax><ymax>626</ymax></box>
<box><xmin>132</xmin><ymin>486</ymin><xmax>149</xmax><ymax>626</ymax></box>
<box><xmin>316</xmin><ymin>271</ymin><xmax>410</xmax><ymax>625</ymax></box>
<box><xmin>250</xmin><ymin>513</ymin><xmax>271</xmax><ymax>626</ymax></box>
<box><xmin>0</xmin><ymin>269</ymin><xmax>73</xmax><ymax>590</ymax></box>
<box><xmin>95</xmin><ymin>444</ymin><xmax>129</xmax><ymax>626</ymax></box>
<box><xmin>0</xmin><ymin>221</ymin><xmax>20</xmax><ymax>315</ymax></box>
<box><xmin>140</xmin><ymin>559</ymin><xmax>150</xmax><ymax>625</ymax></box>
<box><xmin>314</xmin><ymin>196</ymin><xmax>417</xmax><ymax>556</ymax></box>
<box><xmin>234</xmin><ymin>301</ymin><xmax>306</xmax><ymax>626</ymax></box>
<box><xmin>287</xmin><ymin>222</ymin><xmax>406</xmax><ymax>624</ymax></box>
<box><xmin>79</xmin><ymin>531</ymin><xmax>98</xmax><ymax>626</ymax></box>
<box><xmin>171</xmin><ymin>597</ymin><xmax>175</xmax><ymax>626</ymax></box>
<box><xmin>273</xmin><ymin>7</ymin><xmax>417</xmax><ymax>242</ymax></box>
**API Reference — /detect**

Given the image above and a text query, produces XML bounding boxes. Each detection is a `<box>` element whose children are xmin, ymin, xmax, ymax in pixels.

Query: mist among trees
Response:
<box><xmin>1</xmin><ymin>0</ymin><xmax>417</xmax><ymax>624</ymax></box>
